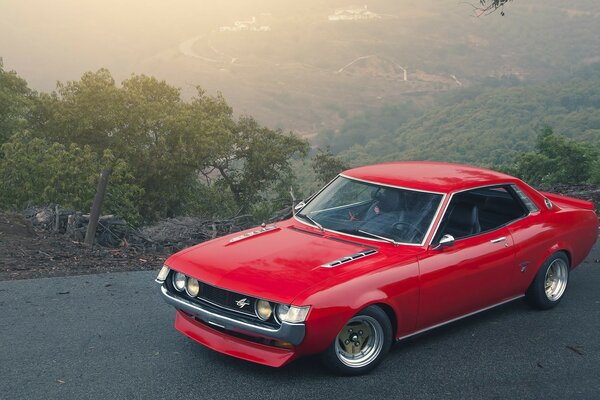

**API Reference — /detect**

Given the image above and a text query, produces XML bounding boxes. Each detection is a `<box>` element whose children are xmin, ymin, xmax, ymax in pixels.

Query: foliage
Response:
<box><xmin>12</xmin><ymin>69</ymin><xmax>308</xmax><ymax>221</ymax></box>
<box><xmin>0</xmin><ymin>132</ymin><xmax>144</xmax><ymax>224</ymax></box>
<box><xmin>329</xmin><ymin>65</ymin><xmax>600</xmax><ymax>168</ymax></box>
<box><xmin>0</xmin><ymin>59</ymin><xmax>35</xmax><ymax>145</ymax></box>
<box><xmin>315</xmin><ymin>102</ymin><xmax>424</xmax><ymax>154</ymax></box>
<box><xmin>501</xmin><ymin>127</ymin><xmax>599</xmax><ymax>185</ymax></box>
<box><xmin>311</xmin><ymin>148</ymin><xmax>350</xmax><ymax>185</ymax></box>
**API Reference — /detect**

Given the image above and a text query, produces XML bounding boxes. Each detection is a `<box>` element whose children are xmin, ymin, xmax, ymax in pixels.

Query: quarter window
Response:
<box><xmin>511</xmin><ymin>184</ymin><xmax>539</xmax><ymax>212</ymax></box>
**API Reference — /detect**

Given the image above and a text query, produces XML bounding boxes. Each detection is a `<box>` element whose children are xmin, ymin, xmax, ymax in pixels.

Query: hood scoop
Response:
<box><xmin>227</xmin><ymin>225</ymin><xmax>278</xmax><ymax>244</ymax></box>
<box><xmin>320</xmin><ymin>249</ymin><xmax>377</xmax><ymax>268</ymax></box>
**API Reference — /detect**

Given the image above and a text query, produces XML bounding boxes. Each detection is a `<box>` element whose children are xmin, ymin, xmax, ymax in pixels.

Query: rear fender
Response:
<box><xmin>528</xmin><ymin>241</ymin><xmax>573</xmax><ymax>288</ymax></box>
<box><xmin>540</xmin><ymin>192</ymin><xmax>595</xmax><ymax>211</ymax></box>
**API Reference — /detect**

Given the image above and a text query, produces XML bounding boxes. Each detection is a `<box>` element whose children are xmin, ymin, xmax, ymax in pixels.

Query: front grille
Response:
<box><xmin>197</xmin><ymin>282</ymin><xmax>258</xmax><ymax>317</ymax></box>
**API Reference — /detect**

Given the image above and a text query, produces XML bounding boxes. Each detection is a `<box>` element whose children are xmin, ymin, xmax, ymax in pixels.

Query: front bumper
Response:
<box><xmin>160</xmin><ymin>285</ymin><xmax>306</xmax><ymax>345</ymax></box>
<box><xmin>175</xmin><ymin>310</ymin><xmax>297</xmax><ymax>367</ymax></box>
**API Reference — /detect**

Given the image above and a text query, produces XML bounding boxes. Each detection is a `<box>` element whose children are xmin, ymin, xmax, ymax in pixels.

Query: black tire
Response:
<box><xmin>321</xmin><ymin>305</ymin><xmax>393</xmax><ymax>376</ymax></box>
<box><xmin>525</xmin><ymin>252</ymin><xmax>570</xmax><ymax>310</ymax></box>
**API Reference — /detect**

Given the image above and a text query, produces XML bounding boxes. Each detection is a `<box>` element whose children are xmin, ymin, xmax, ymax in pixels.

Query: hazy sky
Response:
<box><xmin>0</xmin><ymin>0</ymin><xmax>368</xmax><ymax>89</ymax></box>
<box><xmin>3</xmin><ymin>0</ymin><xmax>598</xmax><ymax>133</ymax></box>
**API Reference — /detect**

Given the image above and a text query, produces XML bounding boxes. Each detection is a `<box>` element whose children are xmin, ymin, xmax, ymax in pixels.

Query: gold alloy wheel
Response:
<box><xmin>544</xmin><ymin>258</ymin><xmax>568</xmax><ymax>301</ymax></box>
<box><xmin>334</xmin><ymin>315</ymin><xmax>384</xmax><ymax>368</ymax></box>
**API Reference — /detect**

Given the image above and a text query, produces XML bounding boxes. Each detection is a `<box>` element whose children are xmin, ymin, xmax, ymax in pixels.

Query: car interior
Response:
<box><xmin>435</xmin><ymin>186</ymin><xmax>528</xmax><ymax>242</ymax></box>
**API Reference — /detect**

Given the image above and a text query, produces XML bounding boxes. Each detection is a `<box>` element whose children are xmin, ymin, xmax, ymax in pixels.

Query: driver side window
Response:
<box><xmin>436</xmin><ymin>186</ymin><xmax>528</xmax><ymax>241</ymax></box>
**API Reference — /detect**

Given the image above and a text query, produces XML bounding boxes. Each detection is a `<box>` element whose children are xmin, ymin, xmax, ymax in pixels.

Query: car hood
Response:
<box><xmin>165</xmin><ymin>222</ymin><xmax>406</xmax><ymax>304</ymax></box>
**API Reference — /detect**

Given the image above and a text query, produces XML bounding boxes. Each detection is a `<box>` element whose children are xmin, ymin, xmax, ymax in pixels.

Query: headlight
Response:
<box><xmin>156</xmin><ymin>265</ymin><xmax>170</xmax><ymax>283</ymax></box>
<box><xmin>276</xmin><ymin>305</ymin><xmax>311</xmax><ymax>323</ymax></box>
<box><xmin>186</xmin><ymin>277</ymin><xmax>200</xmax><ymax>297</ymax></box>
<box><xmin>255</xmin><ymin>299</ymin><xmax>273</xmax><ymax>321</ymax></box>
<box><xmin>173</xmin><ymin>272</ymin><xmax>186</xmax><ymax>292</ymax></box>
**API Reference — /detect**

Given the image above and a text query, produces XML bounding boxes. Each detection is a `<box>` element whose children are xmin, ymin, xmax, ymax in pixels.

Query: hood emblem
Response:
<box><xmin>236</xmin><ymin>298</ymin><xmax>250</xmax><ymax>308</ymax></box>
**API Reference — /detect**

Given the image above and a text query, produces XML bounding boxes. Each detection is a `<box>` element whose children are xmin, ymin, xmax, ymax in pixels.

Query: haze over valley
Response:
<box><xmin>2</xmin><ymin>0</ymin><xmax>600</xmax><ymax>136</ymax></box>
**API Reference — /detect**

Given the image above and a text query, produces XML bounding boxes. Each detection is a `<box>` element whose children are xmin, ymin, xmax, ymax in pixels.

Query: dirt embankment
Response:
<box><xmin>0</xmin><ymin>213</ymin><xmax>167</xmax><ymax>281</ymax></box>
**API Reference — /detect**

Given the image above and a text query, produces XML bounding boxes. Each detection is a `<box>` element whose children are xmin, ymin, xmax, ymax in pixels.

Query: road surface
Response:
<box><xmin>1</xmin><ymin>245</ymin><xmax>599</xmax><ymax>399</ymax></box>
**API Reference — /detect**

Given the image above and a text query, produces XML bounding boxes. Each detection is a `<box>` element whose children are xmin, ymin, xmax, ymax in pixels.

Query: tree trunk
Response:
<box><xmin>84</xmin><ymin>169</ymin><xmax>111</xmax><ymax>246</ymax></box>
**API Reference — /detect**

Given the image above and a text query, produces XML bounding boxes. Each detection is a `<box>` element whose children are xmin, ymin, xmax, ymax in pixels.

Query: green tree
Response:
<box><xmin>0</xmin><ymin>59</ymin><xmax>35</xmax><ymax>144</ymax></box>
<box><xmin>311</xmin><ymin>147</ymin><xmax>349</xmax><ymax>185</ymax></box>
<box><xmin>27</xmin><ymin>69</ymin><xmax>308</xmax><ymax>220</ymax></box>
<box><xmin>508</xmin><ymin>127</ymin><xmax>599</xmax><ymax>185</ymax></box>
<box><xmin>0</xmin><ymin>132</ymin><xmax>144</xmax><ymax>224</ymax></box>
<box><xmin>205</xmin><ymin>116</ymin><xmax>308</xmax><ymax>210</ymax></box>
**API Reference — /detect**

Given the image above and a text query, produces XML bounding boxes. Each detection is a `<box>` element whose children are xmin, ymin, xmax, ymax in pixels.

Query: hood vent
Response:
<box><xmin>228</xmin><ymin>225</ymin><xmax>278</xmax><ymax>244</ymax></box>
<box><xmin>320</xmin><ymin>249</ymin><xmax>377</xmax><ymax>268</ymax></box>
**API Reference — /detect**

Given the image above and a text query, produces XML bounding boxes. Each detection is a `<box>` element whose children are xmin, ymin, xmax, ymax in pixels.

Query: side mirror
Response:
<box><xmin>431</xmin><ymin>234</ymin><xmax>455</xmax><ymax>250</ymax></box>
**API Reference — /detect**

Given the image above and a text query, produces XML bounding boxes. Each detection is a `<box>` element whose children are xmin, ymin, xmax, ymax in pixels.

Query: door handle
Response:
<box><xmin>490</xmin><ymin>237</ymin><xmax>507</xmax><ymax>244</ymax></box>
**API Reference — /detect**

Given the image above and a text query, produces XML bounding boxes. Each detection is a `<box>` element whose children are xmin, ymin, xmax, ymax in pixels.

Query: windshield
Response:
<box><xmin>297</xmin><ymin>176</ymin><xmax>443</xmax><ymax>245</ymax></box>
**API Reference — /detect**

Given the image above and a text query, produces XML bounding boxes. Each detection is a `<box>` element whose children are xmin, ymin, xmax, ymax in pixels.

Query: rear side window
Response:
<box><xmin>511</xmin><ymin>184</ymin><xmax>539</xmax><ymax>212</ymax></box>
<box><xmin>436</xmin><ymin>186</ymin><xmax>527</xmax><ymax>241</ymax></box>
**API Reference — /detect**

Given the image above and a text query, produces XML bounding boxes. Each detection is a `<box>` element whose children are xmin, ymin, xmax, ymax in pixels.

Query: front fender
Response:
<box><xmin>294</xmin><ymin>261</ymin><xmax>420</xmax><ymax>356</ymax></box>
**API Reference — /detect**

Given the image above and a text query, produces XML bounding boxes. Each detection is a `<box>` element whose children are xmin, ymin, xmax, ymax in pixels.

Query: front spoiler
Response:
<box><xmin>175</xmin><ymin>311</ymin><xmax>297</xmax><ymax>367</ymax></box>
<box><xmin>160</xmin><ymin>285</ymin><xmax>305</xmax><ymax>345</ymax></box>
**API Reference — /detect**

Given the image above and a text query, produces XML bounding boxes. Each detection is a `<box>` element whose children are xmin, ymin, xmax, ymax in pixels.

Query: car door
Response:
<box><xmin>417</xmin><ymin>227</ymin><xmax>515</xmax><ymax>329</ymax></box>
<box><xmin>416</xmin><ymin>185</ymin><xmax>528</xmax><ymax>330</ymax></box>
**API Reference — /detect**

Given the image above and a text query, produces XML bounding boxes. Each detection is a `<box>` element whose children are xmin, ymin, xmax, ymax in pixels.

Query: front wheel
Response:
<box><xmin>525</xmin><ymin>252</ymin><xmax>570</xmax><ymax>310</ymax></box>
<box><xmin>321</xmin><ymin>305</ymin><xmax>392</xmax><ymax>375</ymax></box>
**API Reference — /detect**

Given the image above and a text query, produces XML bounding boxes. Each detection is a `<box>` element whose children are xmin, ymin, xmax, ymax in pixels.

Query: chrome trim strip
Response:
<box><xmin>396</xmin><ymin>295</ymin><xmax>524</xmax><ymax>342</ymax></box>
<box><xmin>320</xmin><ymin>249</ymin><xmax>378</xmax><ymax>268</ymax></box>
<box><xmin>161</xmin><ymin>286</ymin><xmax>305</xmax><ymax>345</ymax></box>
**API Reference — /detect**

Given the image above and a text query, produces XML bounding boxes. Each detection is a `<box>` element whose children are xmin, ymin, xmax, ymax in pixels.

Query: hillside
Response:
<box><xmin>325</xmin><ymin>65</ymin><xmax>600</xmax><ymax>166</ymax></box>
<box><xmin>2</xmin><ymin>0</ymin><xmax>600</xmax><ymax>134</ymax></box>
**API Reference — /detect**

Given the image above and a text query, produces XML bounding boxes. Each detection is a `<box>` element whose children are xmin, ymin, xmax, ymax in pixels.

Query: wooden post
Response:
<box><xmin>84</xmin><ymin>169</ymin><xmax>111</xmax><ymax>246</ymax></box>
<box><xmin>54</xmin><ymin>205</ymin><xmax>60</xmax><ymax>233</ymax></box>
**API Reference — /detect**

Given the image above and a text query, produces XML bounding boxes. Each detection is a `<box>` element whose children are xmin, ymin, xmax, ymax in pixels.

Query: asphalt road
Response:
<box><xmin>1</xmin><ymin>247</ymin><xmax>599</xmax><ymax>400</ymax></box>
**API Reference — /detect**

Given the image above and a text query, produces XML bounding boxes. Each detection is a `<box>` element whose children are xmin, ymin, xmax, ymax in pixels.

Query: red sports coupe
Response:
<box><xmin>156</xmin><ymin>162</ymin><xmax>598</xmax><ymax>375</ymax></box>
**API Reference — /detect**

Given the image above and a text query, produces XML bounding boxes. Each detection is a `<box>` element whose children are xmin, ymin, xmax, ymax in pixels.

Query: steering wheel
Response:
<box><xmin>392</xmin><ymin>222</ymin><xmax>424</xmax><ymax>241</ymax></box>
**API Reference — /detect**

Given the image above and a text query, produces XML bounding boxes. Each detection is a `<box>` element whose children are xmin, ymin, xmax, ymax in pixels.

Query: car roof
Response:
<box><xmin>342</xmin><ymin>161</ymin><xmax>519</xmax><ymax>193</ymax></box>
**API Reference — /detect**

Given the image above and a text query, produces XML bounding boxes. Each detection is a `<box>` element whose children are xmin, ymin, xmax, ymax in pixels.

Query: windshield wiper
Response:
<box><xmin>358</xmin><ymin>229</ymin><xmax>398</xmax><ymax>247</ymax></box>
<box><xmin>298</xmin><ymin>213</ymin><xmax>324</xmax><ymax>232</ymax></box>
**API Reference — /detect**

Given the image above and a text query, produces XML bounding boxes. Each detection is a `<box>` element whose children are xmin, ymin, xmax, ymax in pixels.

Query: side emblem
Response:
<box><xmin>236</xmin><ymin>298</ymin><xmax>250</xmax><ymax>308</ymax></box>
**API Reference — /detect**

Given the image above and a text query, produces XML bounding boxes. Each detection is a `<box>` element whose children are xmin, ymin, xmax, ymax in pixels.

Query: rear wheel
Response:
<box><xmin>321</xmin><ymin>306</ymin><xmax>392</xmax><ymax>375</ymax></box>
<box><xmin>525</xmin><ymin>252</ymin><xmax>570</xmax><ymax>309</ymax></box>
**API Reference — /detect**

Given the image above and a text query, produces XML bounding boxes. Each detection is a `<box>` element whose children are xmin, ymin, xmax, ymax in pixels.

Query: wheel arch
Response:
<box><xmin>371</xmin><ymin>302</ymin><xmax>398</xmax><ymax>339</ymax></box>
<box><xmin>539</xmin><ymin>242</ymin><xmax>573</xmax><ymax>271</ymax></box>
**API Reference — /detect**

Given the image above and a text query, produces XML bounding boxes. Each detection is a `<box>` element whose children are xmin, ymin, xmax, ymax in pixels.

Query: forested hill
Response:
<box><xmin>322</xmin><ymin>64</ymin><xmax>600</xmax><ymax>167</ymax></box>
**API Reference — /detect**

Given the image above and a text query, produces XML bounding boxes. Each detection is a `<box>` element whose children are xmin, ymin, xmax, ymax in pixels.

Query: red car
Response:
<box><xmin>156</xmin><ymin>161</ymin><xmax>598</xmax><ymax>375</ymax></box>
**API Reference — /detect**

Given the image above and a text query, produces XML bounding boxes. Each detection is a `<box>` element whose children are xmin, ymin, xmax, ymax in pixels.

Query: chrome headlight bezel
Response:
<box><xmin>185</xmin><ymin>277</ymin><xmax>200</xmax><ymax>297</ymax></box>
<box><xmin>255</xmin><ymin>299</ymin><xmax>273</xmax><ymax>321</ymax></box>
<box><xmin>172</xmin><ymin>272</ymin><xmax>186</xmax><ymax>292</ymax></box>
